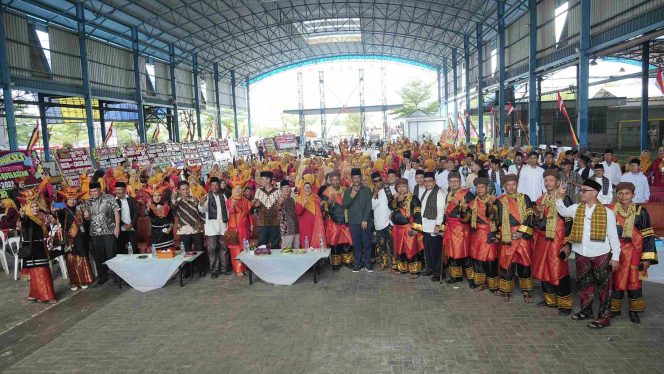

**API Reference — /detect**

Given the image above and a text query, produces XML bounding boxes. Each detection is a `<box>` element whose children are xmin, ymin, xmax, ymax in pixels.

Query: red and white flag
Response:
<box><xmin>656</xmin><ymin>64</ymin><xmax>664</xmax><ymax>95</ymax></box>
<box><xmin>556</xmin><ymin>91</ymin><xmax>579</xmax><ymax>146</ymax></box>
<box><xmin>152</xmin><ymin>124</ymin><xmax>160</xmax><ymax>141</ymax></box>
<box><xmin>506</xmin><ymin>102</ymin><xmax>515</xmax><ymax>116</ymax></box>
<box><xmin>103</xmin><ymin>122</ymin><xmax>113</xmax><ymax>146</ymax></box>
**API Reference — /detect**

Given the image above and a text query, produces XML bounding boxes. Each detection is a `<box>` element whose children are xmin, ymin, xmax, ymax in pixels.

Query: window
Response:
<box><xmin>554</xmin><ymin>1</ymin><xmax>569</xmax><ymax>46</ymax></box>
<box><xmin>491</xmin><ymin>49</ymin><xmax>497</xmax><ymax>76</ymax></box>
<box><xmin>145</xmin><ymin>59</ymin><xmax>156</xmax><ymax>92</ymax></box>
<box><xmin>294</xmin><ymin>18</ymin><xmax>362</xmax><ymax>45</ymax></box>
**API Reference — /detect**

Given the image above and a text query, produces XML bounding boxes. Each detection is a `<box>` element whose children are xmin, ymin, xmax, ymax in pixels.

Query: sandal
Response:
<box><xmin>522</xmin><ymin>292</ymin><xmax>533</xmax><ymax>304</ymax></box>
<box><xmin>474</xmin><ymin>284</ymin><xmax>486</xmax><ymax>292</ymax></box>
<box><xmin>409</xmin><ymin>273</ymin><xmax>421</xmax><ymax>280</ymax></box>
<box><xmin>493</xmin><ymin>290</ymin><xmax>502</xmax><ymax>296</ymax></box>
<box><xmin>571</xmin><ymin>311</ymin><xmax>594</xmax><ymax>321</ymax></box>
<box><xmin>27</xmin><ymin>297</ymin><xmax>37</xmax><ymax>302</ymax></box>
<box><xmin>503</xmin><ymin>294</ymin><xmax>511</xmax><ymax>302</ymax></box>
<box><xmin>587</xmin><ymin>320</ymin><xmax>609</xmax><ymax>329</ymax></box>
<box><xmin>48</xmin><ymin>299</ymin><xmax>58</xmax><ymax>305</ymax></box>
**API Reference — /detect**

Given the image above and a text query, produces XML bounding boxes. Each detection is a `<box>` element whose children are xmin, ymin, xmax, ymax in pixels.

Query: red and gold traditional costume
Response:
<box><xmin>295</xmin><ymin>189</ymin><xmax>326</xmax><ymax>249</ymax></box>
<box><xmin>390</xmin><ymin>192</ymin><xmax>424</xmax><ymax>274</ymax></box>
<box><xmin>226</xmin><ymin>172</ymin><xmax>253</xmax><ymax>275</ymax></box>
<box><xmin>465</xmin><ymin>194</ymin><xmax>499</xmax><ymax>291</ymax></box>
<box><xmin>56</xmin><ymin>187</ymin><xmax>95</xmax><ymax>289</ymax></box>
<box><xmin>442</xmin><ymin>188</ymin><xmax>474</xmax><ymax>283</ymax></box>
<box><xmin>321</xmin><ymin>182</ymin><xmax>353</xmax><ymax>267</ymax></box>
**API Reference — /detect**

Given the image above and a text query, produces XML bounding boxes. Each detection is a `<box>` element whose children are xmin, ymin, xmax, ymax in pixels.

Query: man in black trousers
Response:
<box><xmin>114</xmin><ymin>181</ymin><xmax>139</xmax><ymax>254</ymax></box>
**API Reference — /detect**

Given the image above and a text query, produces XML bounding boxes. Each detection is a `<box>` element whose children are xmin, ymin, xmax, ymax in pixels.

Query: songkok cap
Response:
<box><xmin>89</xmin><ymin>182</ymin><xmax>101</xmax><ymax>189</ymax></box>
<box><xmin>615</xmin><ymin>182</ymin><xmax>635</xmax><ymax>192</ymax></box>
<box><xmin>514</xmin><ymin>152</ymin><xmax>523</xmax><ymax>158</ymax></box>
<box><xmin>593</xmin><ymin>163</ymin><xmax>604</xmax><ymax>170</ymax></box>
<box><xmin>424</xmin><ymin>171</ymin><xmax>435</xmax><ymax>179</ymax></box>
<box><xmin>351</xmin><ymin>168</ymin><xmax>362</xmax><ymax>176</ymax></box>
<box><xmin>490</xmin><ymin>158</ymin><xmax>501</xmax><ymax>165</ymax></box>
<box><xmin>579</xmin><ymin>155</ymin><xmax>590</xmax><ymax>163</ymax></box>
<box><xmin>527</xmin><ymin>151</ymin><xmax>539</xmax><ymax>158</ymax></box>
<box><xmin>329</xmin><ymin>171</ymin><xmax>341</xmax><ymax>178</ymax></box>
<box><xmin>387</xmin><ymin>169</ymin><xmax>398</xmax><ymax>175</ymax></box>
<box><xmin>403</xmin><ymin>150</ymin><xmax>411</xmax><ymax>159</ymax></box>
<box><xmin>415</xmin><ymin>169</ymin><xmax>424</xmax><ymax>176</ymax></box>
<box><xmin>370</xmin><ymin>171</ymin><xmax>381</xmax><ymax>179</ymax></box>
<box><xmin>565</xmin><ymin>150</ymin><xmax>573</xmax><ymax>155</ymax></box>
<box><xmin>395</xmin><ymin>178</ymin><xmax>409</xmax><ymax>188</ymax></box>
<box><xmin>209</xmin><ymin>176</ymin><xmax>220</xmax><ymax>184</ymax></box>
<box><xmin>543</xmin><ymin>169</ymin><xmax>560</xmax><ymax>179</ymax></box>
<box><xmin>582</xmin><ymin>179</ymin><xmax>602</xmax><ymax>192</ymax></box>
<box><xmin>561</xmin><ymin>159</ymin><xmax>573</xmax><ymax>166</ymax></box>
<box><xmin>279</xmin><ymin>180</ymin><xmax>291</xmax><ymax>188</ymax></box>
<box><xmin>503</xmin><ymin>174</ymin><xmax>518</xmax><ymax>184</ymax></box>
<box><xmin>260</xmin><ymin>171</ymin><xmax>274</xmax><ymax>178</ymax></box>
<box><xmin>474</xmin><ymin>177</ymin><xmax>489</xmax><ymax>186</ymax></box>
<box><xmin>604</xmin><ymin>149</ymin><xmax>614</xmax><ymax>154</ymax></box>
<box><xmin>447</xmin><ymin>171</ymin><xmax>461</xmax><ymax>180</ymax></box>
<box><xmin>114</xmin><ymin>181</ymin><xmax>126</xmax><ymax>188</ymax></box>
<box><xmin>629</xmin><ymin>158</ymin><xmax>640</xmax><ymax>165</ymax></box>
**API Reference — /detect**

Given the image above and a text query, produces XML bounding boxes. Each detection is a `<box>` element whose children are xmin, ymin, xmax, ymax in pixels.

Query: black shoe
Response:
<box><xmin>422</xmin><ymin>269</ymin><xmax>434</xmax><ymax>276</ymax></box>
<box><xmin>445</xmin><ymin>278</ymin><xmax>459</xmax><ymax>284</ymax></box>
<box><xmin>431</xmin><ymin>275</ymin><xmax>441</xmax><ymax>282</ymax></box>
<box><xmin>97</xmin><ymin>277</ymin><xmax>107</xmax><ymax>285</ymax></box>
<box><xmin>365</xmin><ymin>267</ymin><xmax>375</xmax><ymax>273</ymax></box>
<box><xmin>224</xmin><ymin>271</ymin><xmax>232</xmax><ymax>276</ymax></box>
<box><xmin>113</xmin><ymin>278</ymin><xmax>119</xmax><ymax>285</ymax></box>
<box><xmin>332</xmin><ymin>266</ymin><xmax>340</xmax><ymax>271</ymax></box>
<box><xmin>628</xmin><ymin>311</ymin><xmax>641</xmax><ymax>324</ymax></box>
<box><xmin>611</xmin><ymin>310</ymin><xmax>622</xmax><ymax>317</ymax></box>
<box><xmin>469</xmin><ymin>283</ymin><xmax>477</xmax><ymax>289</ymax></box>
<box><xmin>558</xmin><ymin>309</ymin><xmax>571</xmax><ymax>317</ymax></box>
<box><xmin>352</xmin><ymin>266</ymin><xmax>362</xmax><ymax>273</ymax></box>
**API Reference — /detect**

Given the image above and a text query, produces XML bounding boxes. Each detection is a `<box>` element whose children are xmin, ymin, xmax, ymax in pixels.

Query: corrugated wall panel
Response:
<box><xmin>176</xmin><ymin>67</ymin><xmax>194</xmax><ymax>102</ymax></box>
<box><xmin>565</xmin><ymin>0</ymin><xmax>581</xmax><ymax>46</ymax></box>
<box><xmin>219</xmin><ymin>80</ymin><xmax>233</xmax><ymax>108</ymax></box>
<box><xmin>87</xmin><ymin>39</ymin><xmax>133</xmax><ymax>93</ymax></box>
<box><xmin>469</xmin><ymin>49</ymin><xmax>479</xmax><ymax>85</ymax></box>
<box><xmin>48</xmin><ymin>27</ymin><xmax>81</xmax><ymax>85</ymax></box>
<box><xmin>4</xmin><ymin>12</ymin><xmax>30</xmax><ymax>78</ymax></box>
<box><xmin>506</xmin><ymin>14</ymin><xmax>529</xmax><ymax>71</ymax></box>
<box><xmin>155</xmin><ymin>60</ymin><xmax>171</xmax><ymax>97</ymax></box>
<box><xmin>591</xmin><ymin>0</ymin><xmax>664</xmax><ymax>32</ymax></box>
<box><xmin>205</xmin><ymin>76</ymin><xmax>216</xmax><ymax>106</ymax></box>
<box><xmin>537</xmin><ymin>0</ymin><xmax>556</xmax><ymax>59</ymax></box>
<box><xmin>138</xmin><ymin>56</ymin><xmax>147</xmax><ymax>93</ymax></box>
<box><xmin>235</xmin><ymin>85</ymin><xmax>247</xmax><ymax>110</ymax></box>
<box><xmin>481</xmin><ymin>42</ymin><xmax>493</xmax><ymax>81</ymax></box>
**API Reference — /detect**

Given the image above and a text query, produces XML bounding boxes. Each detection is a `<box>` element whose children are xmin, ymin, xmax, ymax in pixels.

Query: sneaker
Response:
<box><xmin>365</xmin><ymin>267</ymin><xmax>375</xmax><ymax>273</ymax></box>
<box><xmin>70</xmin><ymin>286</ymin><xmax>79</xmax><ymax>291</ymax></box>
<box><xmin>352</xmin><ymin>266</ymin><xmax>362</xmax><ymax>273</ymax></box>
<box><xmin>81</xmin><ymin>285</ymin><xmax>88</xmax><ymax>290</ymax></box>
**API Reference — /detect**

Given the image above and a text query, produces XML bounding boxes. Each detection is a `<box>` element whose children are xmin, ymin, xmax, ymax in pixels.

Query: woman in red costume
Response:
<box><xmin>295</xmin><ymin>181</ymin><xmax>326</xmax><ymax>248</ymax></box>
<box><xmin>226</xmin><ymin>178</ymin><xmax>253</xmax><ymax>276</ymax></box>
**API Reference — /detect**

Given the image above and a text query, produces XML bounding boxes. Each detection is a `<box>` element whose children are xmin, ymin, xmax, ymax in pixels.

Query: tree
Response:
<box><xmin>343</xmin><ymin>113</ymin><xmax>362</xmax><ymax>136</ymax></box>
<box><xmin>392</xmin><ymin>80</ymin><xmax>439</xmax><ymax>118</ymax></box>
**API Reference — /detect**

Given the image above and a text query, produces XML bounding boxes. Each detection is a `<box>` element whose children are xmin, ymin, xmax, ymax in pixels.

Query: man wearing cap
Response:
<box><xmin>114</xmin><ymin>181</ymin><xmax>138</xmax><ymax>255</ymax></box>
<box><xmin>343</xmin><ymin>168</ymin><xmax>374</xmax><ymax>272</ymax></box>
<box><xmin>463</xmin><ymin>177</ymin><xmax>499</xmax><ymax>292</ymax></box>
<box><xmin>532</xmin><ymin>169</ymin><xmax>574</xmax><ymax>316</ymax></box>
<box><xmin>321</xmin><ymin>171</ymin><xmax>353</xmax><ymax>269</ymax></box>
<box><xmin>619</xmin><ymin>159</ymin><xmax>650</xmax><ymax>204</ymax></box>
<box><xmin>199</xmin><ymin>177</ymin><xmax>230</xmax><ymax>277</ymax></box>
<box><xmin>608</xmin><ymin>182</ymin><xmax>658</xmax><ymax>324</ymax></box>
<box><xmin>488</xmin><ymin>158</ymin><xmax>505</xmax><ymax>192</ymax></box>
<box><xmin>278</xmin><ymin>180</ymin><xmax>299</xmax><ymax>249</ymax></box>
<box><xmin>496</xmin><ymin>174</ymin><xmax>536</xmax><ymax>302</ymax></box>
<box><xmin>412</xmin><ymin>169</ymin><xmax>426</xmax><ymax>200</ymax></box>
<box><xmin>601</xmin><ymin>149</ymin><xmax>622</xmax><ymax>188</ymax></box>
<box><xmin>371</xmin><ymin>171</ymin><xmax>393</xmax><ymax>270</ymax></box>
<box><xmin>253</xmin><ymin>171</ymin><xmax>283</xmax><ymax>249</ymax></box>
<box><xmin>556</xmin><ymin>178</ymin><xmax>621</xmax><ymax>328</ymax></box>
<box><xmin>517</xmin><ymin>151</ymin><xmax>546</xmax><ymax>202</ymax></box>
<box><xmin>442</xmin><ymin>171</ymin><xmax>475</xmax><ymax>285</ymax></box>
<box><xmin>83</xmin><ymin>182</ymin><xmax>121</xmax><ymax>285</ymax></box>
<box><xmin>575</xmin><ymin>155</ymin><xmax>594</xmax><ymax>181</ymax></box>
<box><xmin>420</xmin><ymin>171</ymin><xmax>446</xmax><ymax>280</ymax></box>
<box><xmin>560</xmin><ymin>159</ymin><xmax>582</xmax><ymax>203</ymax></box>
<box><xmin>507</xmin><ymin>152</ymin><xmax>524</xmax><ymax>179</ymax></box>
<box><xmin>592</xmin><ymin>164</ymin><xmax>613</xmax><ymax>205</ymax></box>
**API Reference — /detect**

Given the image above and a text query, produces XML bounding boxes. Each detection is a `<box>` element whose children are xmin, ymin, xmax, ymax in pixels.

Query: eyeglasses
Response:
<box><xmin>580</xmin><ymin>189</ymin><xmax>596</xmax><ymax>193</ymax></box>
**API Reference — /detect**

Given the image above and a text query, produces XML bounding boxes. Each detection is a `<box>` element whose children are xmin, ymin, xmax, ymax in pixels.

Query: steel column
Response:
<box><xmin>476</xmin><ymin>23</ymin><xmax>484</xmax><ymax>145</ymax></box>
<box><xmin>641</xmin><ymin>41</ymin><xmax>650</xmax><ymax>150</ymax></box>
<box><xmin>464</xmin><ymin>35</ymin><xmax>471</xmax><ymax>144</ymax></box>
<box><xmin>528</xmin><ymin>0</ymin><xmax>537</xmax><ymax>146</ymax></box>
<box><xmin>192</xmin><ymin>53</ymin><xmax>202</xmax><ymax>139</ymax></box>
<box><xmin>436</xmin><ymin>66</ymin><xmax>442</xmax><ymax>116</ymax></box>
<box><xmin>169</xmin><ymin>43</ymin><xmax>179</xmax><ymax>142</ymax></box>
<box><xmin>37</xmin><ymin>94</ymin><xmax>49</xmax><ymax>160</ymax></box>
<box><xmin>245</xmin><ymin>77</ymin><xmax>252</xmax><ymax>137</ymax></box>
<box><xmin>99</xmin><ymin>100</ymin><xmax>106</xmax><ymax>140</ymax></box>
<box><xmin>443</xmin><ymin>58</ymin><xmax>449</xmax><ymax>128</ymax></box>
<box><xmin>452</xmin><ymin>49</ymin><xmax>458</xmax><ymax>131</ymax></box>
<box><xmin>578</xmin><ymin>0</ymin><xmax>590</xmax><ymax>147</ymax></box>
<box><xmin>75</xmin><ymin>1</ymin><xmax>96</xmax><ymax>149</ymax></box>
<box><xmin>497</xmin><ymin>0</ymin><xmax>506</xmax><ymax>146</ymax></box>
<box><xmin>230</xmin><ymin>70</ymin><xmax>239</xmax><ymax>139</ymax></box>
<box><xmin>537</xmin><ymin>76</ymin><xmax>543</xmax><ymax>145</ymax></box>
<box><xmin>131</xmin><ymin>27</ymin><xmax>146</xmax><ymax>143</ymax></box>
<box><xmin>319</xmin><ymin>70</ymin><xmax>327</xmax><ymax>140</ymax></box>
<box><xmin>0</xmin><ymin>5</ymin><xmax>17</xmax><ymax>150</ymax></box>
<box><xmin>297</xmin><ymin>71</ymin><xmax>305</xmax><ymax>147</ymax></box>
<box><xmin>213</xmin><ymin>62</ymin><xmax>222</xmax><ymax>139</ymax></box>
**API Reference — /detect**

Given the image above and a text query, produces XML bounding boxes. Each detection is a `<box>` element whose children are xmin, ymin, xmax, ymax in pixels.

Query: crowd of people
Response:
<box><xmin>3</xmin><ymin>140</ymin><xmax>661</xmax><ymax>329</ymax></box>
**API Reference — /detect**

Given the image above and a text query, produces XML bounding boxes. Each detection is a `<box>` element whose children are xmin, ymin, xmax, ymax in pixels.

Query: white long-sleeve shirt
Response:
<box><xmin>601</xmin><ymin>161</ymin><xmax>622</xmax><ymax>187</ymax></box>
<box><xmin>555</xmin><ymin>199</ymin><xmax>621</xmax><ymax>261</ymax></box>
<box><xmin>593</xmin><ymin>176</ymin><xmax>613</xmax><ymax>205</ymax></box>
<box><xmin>420</xmin><ymin>188</ymin><xmax>446</xmax><ymax>233</ymax></box>
<box><xmin>402</xmin><ymin>168</ymin><xmax>416</xmax><ymax>192</ymax></box>
<box><xmin>435</xmin><ymin>169</ymin><xmax>465</xmax><ymax>191</ymax></box>
<box><xmin>371</xmin><ymin>189</ymin><xmax>391</xmax><ymax>231</ymax></box>
<box><xmin>517</xmin><ymin>165</ymin><xmax>546</xmax><ymax>202</ymax></box>
<box><xmin>619</xmin><ymin>172</ymin><xmax>650</xmax><ymax>203</ymax></box>
<box><xmin>199</xmin><ymin>193</ymin><xmax>227</xmax><ymax>236</ymax></box>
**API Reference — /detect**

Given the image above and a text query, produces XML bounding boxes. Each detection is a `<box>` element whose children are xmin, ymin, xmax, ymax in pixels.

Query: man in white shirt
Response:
<box><xmin>420</xmin><ymin>171</ymin><xmax>447</xmax><ymax>280</ymax></box>
<box><xmin>436</xmin><ymin>158</ymin><xmax>465</xmax><ymax>191</ymax></box>
<box><xmin>507</xmin><ymin>152</ymin><xmax>525</xmax><ymax>178</ymax></box>
<box><xmin>619</xmin><ymin>158</ymin><xmax>650</xmax><ymax>203</ymax></box>
<box><xmin>517</xmin><ymin>152</ymin><xmax>546</xmax><ymax>201</ymax></box>
<box><xmin>412</xmin><ymin>169</ymin><xmax>426</xmax><ymax>200</ymax></box>
<box><xmin>401</xmin><ymin>159</ymin><xmax>417</xmax><ymax>192</ymax></box>
<box><xmin>555</xmin><ymin>178</ymin><xmax>621</xmax><ymax>329</ymax></box>
<box><xmin>199</xmin><ymin>177</ymin><xmax>229</xmax><ymax>277</ymax></box>
<box><xmin>370</xmin><ymin>172</ymin><xmax>393</xmax><ymax>270</ymax></box>
<box><xmin>601</xmin><ymin>149</ymin><xmax>622</xmax><ymax>187</ymax></box>
<box><xmin>592</xmin><ymin>164</ymin><xmax>613</xmax><ymax>205</ymax></box>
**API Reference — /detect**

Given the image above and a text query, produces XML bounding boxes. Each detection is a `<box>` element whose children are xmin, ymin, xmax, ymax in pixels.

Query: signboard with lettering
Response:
<box><xmin>54</xmin><ymin>148</ymin><xmax>93</xmax><ymax>187</ymax></box>
<box><xmin>123</xmin><ymin>145</ymin><xmax>150</xmax><ymax>167</ymax></box>
<box><xmin>0</xmin><ymin>150</ymin><xmax>44</xmax><ymax>199</ymax></box>
<box><xmin>92</xmin><ymin>147</ymin><xmax>124</xmax><ymax>170</ymax></box>
<box><xmin>274</xmin><ymin>134</ymin><xmax>298</xmax><ymax>150</ymax></box>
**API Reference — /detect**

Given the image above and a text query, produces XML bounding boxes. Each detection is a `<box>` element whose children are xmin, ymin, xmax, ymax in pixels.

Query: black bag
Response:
<box><xmin>17</xmin><ymin>225</ymin><xmax>33</xmax><ymax>260</ymax></box>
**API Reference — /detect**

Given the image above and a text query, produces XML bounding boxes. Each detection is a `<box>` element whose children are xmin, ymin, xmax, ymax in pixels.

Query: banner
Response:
<box><xmin>274</xmin><ymin>134</ymin><xmax>298</xmax><ymax>150</ymax></box>
<box><xmin>181</xmin><ymin>143</ymin><xmax>202</xmax><ymax>166</ymax></box>
<box><xmin>0</xmin><ymin>150</ymin><xmax>44</xmax><ymax>199</ymax></box>
<box><xmin>197</xmin><ymin>141</ymin><xmax>214</xmax><ymax>166</ymax></box>
<box><xmin>235</xmin><ymin>138</ymin><xmax>252</xmax><ymax>157</ymax></box>
<box><xmin>147</xmin><ymin>143</ymin><xmax>171</xmax><ymax>166</ymax></box>
<box><xmin>92</xmin><ymin>147</ymin><xmax>124</xmax><ymax>170</ymax></box>
<box><xmin>263</xmin><ymin>138</ymin><xmax>276</xmax><ymax>153</ymax></box>
<box><xmin>166</xmin><ymin>143</ymin><xmax>183</xmax><ymax>168</ymax></box>
<box><xmin>54</xmin><ymin>148</ymin><xmax>92</xmax><ymax>187</ymax></box>
<box><xmin>122</xmin><ymin>145</ymin><xmax>150</xmax><ymax>167</ymax></box>
<box><xmin>439</xmin><ymin>129</ymin><xmax>459</xmax><ymax>145</ymax></box>
<box><xmin>209</xmin><ymin>139</ymin><xmax>230</xmax><ymax>153</ymax></box>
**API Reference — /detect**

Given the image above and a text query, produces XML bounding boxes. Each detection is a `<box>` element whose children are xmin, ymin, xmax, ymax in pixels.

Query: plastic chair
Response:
<box><xmin>50</xmin><ymin>251</ymin><xmax>68</xmax><ymax>280</ymax></box>
<box><xmin>0</xmin><ymin>230</ymin><xmax>8</xmax><ymax>274</ymax></box>
<box><xmin>6</xmin><ymin>237</ymin><xmax>21</xmax><ymax>280</ymax></box>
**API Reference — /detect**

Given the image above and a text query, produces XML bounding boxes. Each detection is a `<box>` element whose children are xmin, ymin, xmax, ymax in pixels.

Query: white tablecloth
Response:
<box><xmin>105</xmin><ymin>253</ymin><xmax>198</xmax><ymax>292</ymax></box>
<box><xmin>236</xmin><ymin>249</ymin><xmax>330</xmax><ymax>286</ymax></box>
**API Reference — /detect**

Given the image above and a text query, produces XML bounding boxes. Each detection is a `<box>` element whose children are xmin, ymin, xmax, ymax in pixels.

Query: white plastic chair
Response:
<box><xmin>6</xmin><ymin>237</ymin><xmax>21</xmax><ymax>280</ymax></box>
<box><xmin>50</xmin><ymin>251</ymin><xmax>68</xmax><ymax>280</ymax></box>
<box><xmin>0</xmin><ymin>230</ymin><xmax>8</xmax><ymax>274</ymax></box>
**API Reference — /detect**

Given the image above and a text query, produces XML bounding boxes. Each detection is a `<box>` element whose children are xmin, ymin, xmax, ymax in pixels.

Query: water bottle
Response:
<box><xmin>151</xmin><ymin>244</ymin><xmax>156</xmax><ymax>257</ymax></box>
<box><xmin>243</xmin><ymin>239</ymin><xmax>249</xmax><ymax>252</ymax></box>
<box><xmin>180</xmin><ymin>241</ymin><xmax>185</xmax><ymax>254</ymax></box>
<box><xmin>319</xmin><ymin>236</ymin><xmax>325</xmax><ymax>251</ymax></box>
<box><xmin>127</xmin><ymin>242</ymin><xmax>133</xmax><ymax>255</ymax></box>
<box><xmin>304</xmin><ymin>236</ymin><xmax>309</xmax><ymax>249</ymax></box>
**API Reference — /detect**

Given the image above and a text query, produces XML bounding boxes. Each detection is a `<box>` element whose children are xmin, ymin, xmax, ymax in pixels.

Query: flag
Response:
<box><xmin>657</xmin><ymin>64</ymin><xmax>664</xmax><ymax>95</ymax></box>
<box><xmin>152</xmin><ymin>124</ymin><xmax>160</xmax><ymax>141</ymax></box>
<box><xmin>506</xmin><ymin>102</ymin><xmax>515</xmax><ymax>116</ymax></box>
<box><xmin>205</xmin><ymin>126</ymin><xmax>213</xmax><ymax>140</ymax></box>
<box><xmin>489</xmin><ymin>105</ymin><xmax>495</xmax><ymax>114</ymax></box>
<box><xmin>447</xmin><ymin>114</ymin><xmax>455</xmax><ymax>130</ymax></box>
<box><xmin>185</xmin><ymin>126</ymin><xmax>192</xmax><ymax>141</ymax></box>
<box><xmin>556</xmin><ymin>91</ymin><xmax>580</xmax><ymax>146</ymax></box>
<box><xmin>465</xmin><ymin>110</ymin><xmax>479</xmax><ymax>137</ymax></box>
<box><xmin>103</xmin><ymin>122</ymin><xmax>113</xmax><ymax>146</ymax></box>
<box><xmin>26</xmin><ymin>121</ymin><xmax>40</xmax><ymax>151</ymax></box>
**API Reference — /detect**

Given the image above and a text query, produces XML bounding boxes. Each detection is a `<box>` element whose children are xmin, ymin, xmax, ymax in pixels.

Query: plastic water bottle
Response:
<box><xmin>127</xmin><ymin>242</ymin><xmax>133</xmax><ymax>255</ymax></box>
<box><xmin>151</xmin><ymin>244</ymin><xmax>156</xmax><ymax>257</ymax></box>
<box><xmin>180</xmin><ymin>241</ymin><xmax>185</xmax><ymax>254</ymax></box>
<box><xmin>243</xmin><ymin>239</ymin><xmax>249</xmax><ymax>252</ymax></box>
<box><xmin>304</xmin><ymin>236</ymin><xmax>309</xmax><ymax>249</ymax></box>
<box><xmin>319</xmin><ymin>236</ymin><xmax>325</xmax><ymax>251</ymax></box>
